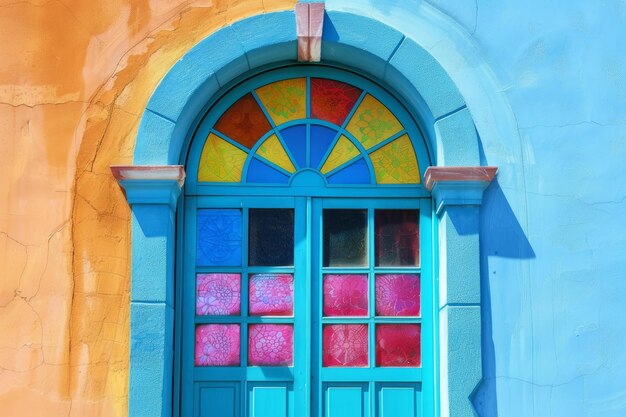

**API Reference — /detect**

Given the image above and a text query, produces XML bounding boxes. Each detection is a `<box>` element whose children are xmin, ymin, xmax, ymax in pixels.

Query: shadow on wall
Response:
<box><xmin>473</xmin><ymin>180</ymin><xmax>536</xmax><ymax>416</ymax></box>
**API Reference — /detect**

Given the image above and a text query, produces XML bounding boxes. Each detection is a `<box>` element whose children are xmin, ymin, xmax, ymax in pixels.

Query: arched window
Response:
<box><xmin>178</xmin><ymin>67</ymin><xmax>435</xmax><ymax>417</ymax></box>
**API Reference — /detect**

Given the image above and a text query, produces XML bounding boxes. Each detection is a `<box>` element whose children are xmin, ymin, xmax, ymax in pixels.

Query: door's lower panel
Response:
<box><xmin>194</xmin><ymin>382</ymin><xmax>294</xmax><ymax>417</ymax></box>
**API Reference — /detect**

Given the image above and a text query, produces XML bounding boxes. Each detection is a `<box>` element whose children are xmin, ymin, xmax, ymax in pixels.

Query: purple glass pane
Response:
<box><xmin>322</xmin><ymin>324</ymin><xmax>368</xmax><ymax>367</ymax></box>
<box><xmin>323</xmin><ymin>274</ymin><xmax>368</xmax><ymax>317</ymax></box>
<box><xmin>248</xmin><ymin>324</ymin><xmax>293</xmax><ymax>366</ymax></box>
<box><xmin>195</xmin><ymin>324</ymin><xmax>240</xmax><ymax>366</ymax></box>
<box><xmin>376</xmin><ymin>324</ymin><xmax>421</xmax><ymax>367</ymax></box>
<box><xmin>375</xmin><ymin>209</ymin><xmax>419</xmax><ymax>266</ymax></box>
<box><xmin>375</xmin><ymin>274</ymin><xmax>420</xmax><ymax>317</ymax></box>
<box><xmin>196</xmin><ymin>274</ymin><xmax>241</xmax><ymax>316</ymax></box>
<box><xmin>249</xmin><ymin>274</ymin><xmax>294</xmax><ymax>316</ymax></box>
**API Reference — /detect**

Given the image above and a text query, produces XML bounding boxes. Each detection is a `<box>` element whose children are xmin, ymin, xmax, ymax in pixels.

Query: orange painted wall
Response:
<box><xmin>0</xmin><ymin>1</ymin><xmax>295</xmax><ymax>416</ymax></box>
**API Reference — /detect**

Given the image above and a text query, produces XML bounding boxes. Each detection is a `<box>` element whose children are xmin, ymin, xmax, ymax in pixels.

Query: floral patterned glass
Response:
<box><xmin>375</xmin><ymin>274</ymin><xmax>420</xmax><ymax>317</ymax></box>
<box><xmin>311</xmin><ymin>78</ymin><xmax>362</xmax><ymax>126</ymax></box>
<box><xmin>323</xmin><ymin>209</ymin><xmax>368</xmax><ymax>267</ymax></box>
<box><xmin>196</xmin><ymin>209</ymin><xmax>242</xmax><ymax>267</ymax></box>
<box><xmin>195</xmin><ymin>324</ymin><xmax>240</xmax><ymax>366</ymax></box>
<box><xmin>196</xmin><ymin>274</ymin><xmax>241</xmax><ymax>316</ymax></box>
<box><xmin>249</xmin><ymin>209</ymin><xmax>294</xmax><ymax>266</ymax></box>
<box><xmin>213</xmin><ymin>93</ymin><xmax>271</xmax><ymax>149</ymax></box>
<box><xmin>375</xmin><ymin>209</ymin><xmax>419</xmax><ymax>267</ymax></box>
<box><xmin>345</xmin><ymin>94</ymin><xmax>403</xmax><ymax>150</ymax></box>
<box><xmin>249</xmin><ymin>274</ymin><xmax>294</xmax><ymax>316</ymax></box>
<box><xmin>370</xmin><ymin>135</ymin><xmax>420</xmax><ymax>184</ymax></box>
<box><xmin>256</xmin><ymin>78</ymin><xmax>307</xmax><ymax>126</ymax></box>
<box><xmin>248</xmin><ymin>324</ymin><xmax>294</xmax><ymax>366</ymax></box>
<box><xmin>376</xmin><ymin>324</ymin><xmax>421</xmax><ymax>367</ymax></box>
<box><xmin>198</xmin><ymin>133</ymin><xmax>248</xmax><ymax>182</ymax></box>
<box><xmin>255</xmin><ymin>134</ymin><xmax>296</xmax><ymax>173</ymax></box>
<box><xmin>323</xmin><ymin>274</ymin><xmax>368</xmax><ymax>317</ymax></box>
<box><xmin>322</xmin><ymin>324</ymin><xmax>369</xmax><ymax>367</ymax></box>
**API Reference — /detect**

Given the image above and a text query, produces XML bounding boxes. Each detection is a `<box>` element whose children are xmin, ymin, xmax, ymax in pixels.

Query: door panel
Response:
<box><xmin>324</xmin><ymin>384</ymin><xmax>368</xmax><ymax>417</ymax></box>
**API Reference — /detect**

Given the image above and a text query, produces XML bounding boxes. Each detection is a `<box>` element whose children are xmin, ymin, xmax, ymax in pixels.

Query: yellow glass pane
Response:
<box><xmin>256</xmin><ymin>78</ymin><xmax>307</xmax><ymax>126</ymax></box>
<box><xmin>256</xmin><ymin>134</ymin><xmax>296</xmax><ymax>173</ymax></box>
<box><xmin>345</xmin><ymin>94</ymin><xmax>403</xmax><ymax>150</ymax></box>
<box><xmin>320</xmin><ymin>135</ymin><xmax>360</xmax><ymax>174</ymax></box>
<box><xmin>198</xmin><ymin>133</ymin><xmax>248</xmax><ymax>182</ymax></box>
<box><xmin>369</xmin><ymin>135</ymin><xmax>420</xmax><ymax>184</ymax></box>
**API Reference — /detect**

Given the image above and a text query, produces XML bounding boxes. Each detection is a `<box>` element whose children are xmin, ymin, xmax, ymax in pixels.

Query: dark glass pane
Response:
<box><xmin>196</xmin><ymin>209</ymin><xmax>242</xmax><ymax>266</ymax></box>
<box><xmin>375</xmin><ymin>209</ymin><xmax>419</xmax><ymax>266</ymax></box>
<box><xmin>323</xmin><ymin>209</ymin><xmax>367</xmax><ymax>267</ymax></box>
<box><xmin>249</xmin><ymin>209</ymin><xmax>294</xmax><ymax>266</ymax></box>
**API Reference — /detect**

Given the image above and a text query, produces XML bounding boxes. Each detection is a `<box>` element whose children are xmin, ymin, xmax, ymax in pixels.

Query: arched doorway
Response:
<box><xmin>178</xmin><ymin>66</ymin><xmax>434</xmax><ymax>417</ymax></box>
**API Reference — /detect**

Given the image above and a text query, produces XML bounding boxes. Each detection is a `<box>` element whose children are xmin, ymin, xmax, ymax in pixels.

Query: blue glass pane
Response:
<box><xmin>196</xmin><ymin>209</ymin><xmax>242</xmax><ymax>266</ymax></box>
<box><xmin>327</xmin><ymin>158</ymin><xmax>371</xmax><ymax>184</ymax></box>
<box><xmin>310</xmin><ymin>125</ymin><xmax>337</xmax><ymax>169</ymax></box>
<box><xmin>280</xmin><ymin>125</ymin><xmax>306</xmax><ymax>169</ymax></box>
<box><xmin>247</xmin><ymin>158</ymin><xmax>290</xmax><ymax>183</ymax></box>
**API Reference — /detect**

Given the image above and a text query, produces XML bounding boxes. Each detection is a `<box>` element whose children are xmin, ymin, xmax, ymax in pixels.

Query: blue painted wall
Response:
<box><xmin>326</xmin><ymin>1</ymin><xmax>626</xmax><ymax>415</ymax></box>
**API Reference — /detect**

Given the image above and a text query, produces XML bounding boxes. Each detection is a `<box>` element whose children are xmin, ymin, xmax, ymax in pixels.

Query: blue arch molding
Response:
<box><xmin>126</xmin><ymin>7</ymin><xmax>489</xmax><ymax>417</ymax></box>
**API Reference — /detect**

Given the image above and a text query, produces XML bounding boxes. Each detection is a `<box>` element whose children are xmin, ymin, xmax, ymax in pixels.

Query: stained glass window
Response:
<box><xmin>196</xmin><ymin>274</ymin><xmax>241</xmax><ymax>316</ymax></box>
<box><xmin>196</xmin><ymin>76</ymin><xmax>424</xmax><ymax>185</ymax></box>
<box><xmin>376</xmin><ymin>324</ymin><xmax>421</xmax><ymax>367</ymax></box>
<box><xmin>248</xmin><ymin>324</ymin><xmax>294</xmax><ymax>366</ymax></box>
<box><xmin>249</xmin><ymin>274</ymin><xmax>294</xmax><ymax>316</ymax></box>
<box><xmin>196</xmin><ymin>209</ymin><xmax>242</xmax><ymax>267</ymax></box>
<box><xmin>322</xmin><ymin>324</ymin><xmax>369</xmax><ymax>367</ymax></box>
<box><xmin>323</xmin><ymin>274</ymin><xmax>368</xmax><ymax>317</ymax></box>
<box><xmin>375</xmin><ymin>274</ymin><xmax>421</xmax><ymax>317</ymax></box>
<box><xmin>195</xmin><ymin>324</ymin><xmax>240</xmax><ymax>366</ymax></box>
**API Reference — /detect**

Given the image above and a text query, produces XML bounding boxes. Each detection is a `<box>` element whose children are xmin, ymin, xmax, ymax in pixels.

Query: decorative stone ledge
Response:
<box><xmin>296</xmin><ymin>2</ymin><xmax>324</xmax><ymax>62</ymax></box>
<box><xmin>111</xmin><ymin>165</ymin><xmax>186</xmax><ymax>209</ymax></box>
<box><xmin>424</xmin><ymin>166</ymin><xmax>497</xmax><ymax>214</ymax></box>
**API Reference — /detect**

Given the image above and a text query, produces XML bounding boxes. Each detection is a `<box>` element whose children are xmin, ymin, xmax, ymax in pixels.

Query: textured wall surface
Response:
<box><xmin>0</xmin><ymin>1</ymin><xmax>295</xmax><ymax>416</ymax></box>
<box><xmin>1</xmin><ymin>1</ymin><xmax>625</xmax><ymax>417</ymax></box>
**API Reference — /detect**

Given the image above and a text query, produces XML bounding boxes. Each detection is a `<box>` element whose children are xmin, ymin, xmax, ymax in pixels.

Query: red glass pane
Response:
<box><xmin>376</xmin><ymin>324</ymin><xmax>421</xmax><ymax>367</ymax></box>
<box><xmin>375</xmin><ymin>209</ymin><xmax>419</xmax><ymax>266</ymax></box>
<box><xmin>248</xmin><ymin>324</ymin><xmax>293</xmax><ymax>366</ymax></box>
<box><xmin>249</xmin><ymin>274</ymin><xmax>294</xmax><ymax>316</ymax></box>
<box><xmin>196</xmin><ymin>273</ymin><xmax>241</xmax><ymax>316</ymax></box>
<box><xmin>322</xmin><ymin>324</ymin><xmax>368</xmax><ymax>367</ymax></box>
<box><xmin>375</xmin><ymin>274</ymin><xmax>420</xmax><ymax>317</ymax></box>
<box><xmin>311</xmin><ymin>78</ymin><xmax>362</xmax><ymax>126</ymax></box>
<box><xmin>214</xmin><ymin>93</ymin><xmax>272</xmax><ymax>149</ymax></box>
<box><xmin>195</xmin><ymin>324</ymin><xmax>240</xmax><ymax>366</ymax></box>
<box><xmin>323</xmin><ymin>274</ymin><xmax>368</xmax><ymax>316</ymax></box>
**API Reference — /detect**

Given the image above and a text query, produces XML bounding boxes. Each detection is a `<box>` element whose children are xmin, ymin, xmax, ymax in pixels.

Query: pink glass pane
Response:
<box><xmin>196</xmin><ymin>274</ymin><xmax>241</xmax><ymax>316</ymax></box>
<box><xmin>248</xmin><ymin>324</ymin><xmax>293</xmax><ymax>366</ymax></box>
<box><xmin>323</xmin><ymin>274</ymin><xmax>368</xmax><ymax>317</ymax></box>
<box><xmin>322</xmin><ymin>324</ymin><xmax>368</xmax><ymax>367</ymax></box>
<box><xmin>195</xmin><ymin>324</ymin><xmax>240</xmax><ymax>366</ymax></box>
<box><xmin>376</xmin><ymin>324</ymin><xmax>421</xmax><ymax>367</ymax></box>
<box><xmin>375</xmin><ymin>209</ymin><xmax>419</xmax><ymax>266</ymax></box>
<box><xmin>375</xmin><ymin>274</ymin><xmax>420</xmax><ymax>317</ymax></box>
<box><xmin>249</xmin><ymin>274</ymin><xmax>294</xmax><ymax>316</ymax></box>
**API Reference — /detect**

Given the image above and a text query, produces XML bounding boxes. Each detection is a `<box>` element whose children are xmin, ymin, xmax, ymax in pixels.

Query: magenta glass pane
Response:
<box><xmin>375</xmin><ymin>274</ymin><xmax>420</xmax><ymax>317</ymax></box>
<box><xmin>196</xmin><ymin>273</ymin><xmax>241</xmax><ymax>316</ymax></box>
<box><xmin>249</xmin><ymin>274</ymin><xmax>294</xmax><ymax>316</ymax></box>
<box><xmin>375</xmin><ymin>209</ymin><xmax>419</xmax><ymax>266</ymax></box>
<box><xmin>248</xmin><ymin>324</ymin><xmax>293</xmax><ymax>366</ymax></box>
<box><xmin>195</xmin><ymin>324</ymin><xmax>240</xmax><ymax>366</ymax></box>
<box><xmin>323</xmin><ymin>274</ymin><xmax>368</xmax><ymax>317</ymax></box>
<box><xmin>376</xmin><ymin>324</ymin><xmax>421</xmax><ymax>367</ymax></box>
<box><xmin>322</xmin><ymin>324</ymin><xmax>368</xmax><ymax>367</ymax></box>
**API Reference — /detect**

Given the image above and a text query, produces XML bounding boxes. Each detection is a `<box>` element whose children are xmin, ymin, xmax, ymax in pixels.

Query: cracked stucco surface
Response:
<box><xmin>0</xmin><ymin>1</ymin><xmax>295</xmax><ymax>416</ymax></box>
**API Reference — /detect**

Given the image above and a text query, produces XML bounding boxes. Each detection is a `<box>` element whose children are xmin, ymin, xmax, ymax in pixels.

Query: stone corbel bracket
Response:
<box><xmin>111</xmin><ymin>165</ymin><xmax>186</xmax><ymax>209</ymax></box>
<box><xmin>425</xmin><ymin>166</ymin><xmax>498</xmax><ymax>214</ymax></box>
<box><xmin>296</xmin><ymin>2</ymin><xmax>324</xmax><ymax>62</ymax></box>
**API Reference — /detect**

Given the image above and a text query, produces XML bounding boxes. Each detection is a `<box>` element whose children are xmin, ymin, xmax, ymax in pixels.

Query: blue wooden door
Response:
<box><xmin>181</xmin><ymin>195</ymin><xmax>431</xmax><ymax>417</ymax></box>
